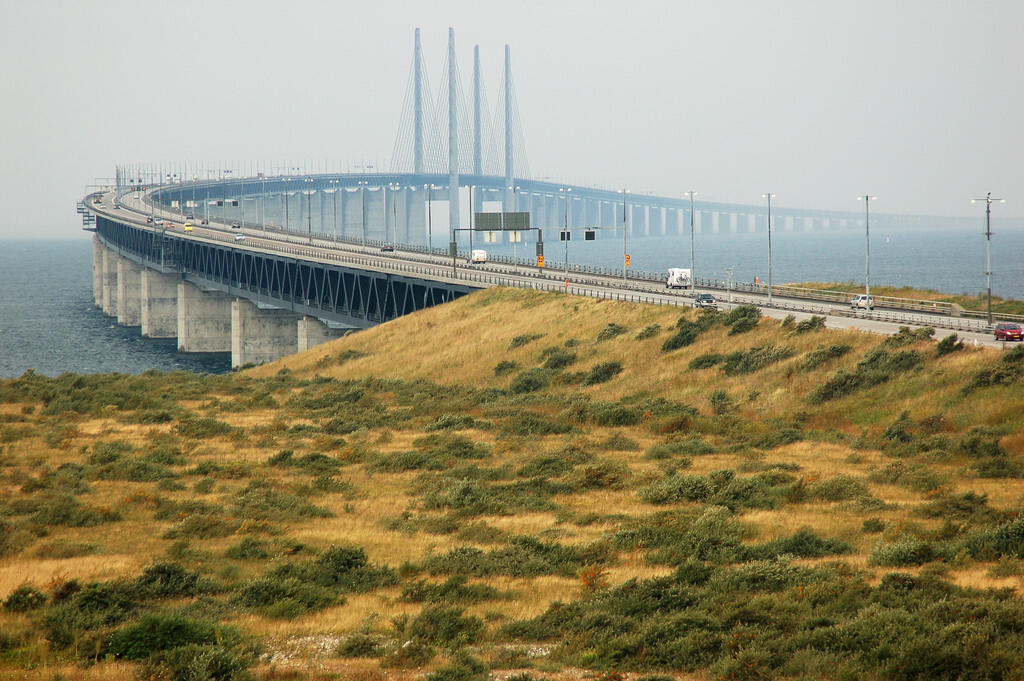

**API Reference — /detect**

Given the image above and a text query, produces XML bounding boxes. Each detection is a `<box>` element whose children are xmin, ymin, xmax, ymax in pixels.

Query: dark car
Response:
<box><xmin>380</xmin><ymin>244</ymin><xmax>395</xmax><ymax>252</ymax></box>
<box><xmin>994</xmin><ymin>322</ymin><xmax>1024</xmax><ymax>342</ymax></box>
<box><xmin>694</xmin><ymin>293</ymin><xmax>717</xmax><ymax>309</ymax></box>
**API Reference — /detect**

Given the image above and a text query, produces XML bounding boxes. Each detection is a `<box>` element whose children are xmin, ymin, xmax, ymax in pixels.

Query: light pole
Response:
<box><xmin>358</xmin><ymin>180</ymin><xmax>368</xmax><ymax>247</ymax></box>
<box><xmin>330</xmin><ymin>179</ymin><xmax>338</xmax><ymax>240</ymax></box>
<box><xmin>561</xmin><ymin>187</ymin><xmax>572</xmax><ymax>281</ymax></box>
<box><xmin>857</xmin><ymin>195</ymin><xmax>876</xmax><ymax>305</ymax></box>
<box><xmin>509</xmin><ymin>184</ymin><xmax>521</xmax><ymax>264</ymax></box>
<box><xmin>305</xmin><ymin>177</ymin><xmax>313</xmax><ymax>243</ymax></box>
<box><xmin>469</xmin><ymin>185</ymin><xmax>476</xmax><ymax>255</ymax></box>
<box><xmin>388</xmin><ymin>182</ymin><xmax>401</xmax><ymax>246</ymax></box>
<box><xmin>972</xmin><ymin>192</ymin><xmax>1005</xmax><ymax>325</ymax></box>
<box><xmin>283</xmin><ymin>177</ymin><xmax>290</xmax><ymax>231</ymax></box>
<box><xmin>622</xmin><ymin>188</ymin><xmax>630</xmax><ymax>283</ymax></box>
<box><xmin>685</xmin><ymin>191</ymin><xmax>697</xmax><ymax>289</ymax></box>
<box><xmin>426</xmin><ymin>184</ymin><xmax>435</xmax><ymax>252</ymax></box>
<box><xmin>763</xmin><ymin>193</ymin><xmax>775</xmax><ymax>306</ymax></box>
<box><xmin>261</xmin><ymin>175</ymin><xmax>267</xmax><ymax>234</ymax></box>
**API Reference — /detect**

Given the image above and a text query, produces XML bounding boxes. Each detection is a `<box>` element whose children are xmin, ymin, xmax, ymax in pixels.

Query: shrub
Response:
<box><xmin>233</xmin><ymin>576</ymin><xmax>338</xmax><ymax>618</ymax></box>
<box><xmin>337</xmin><ymin>633</ymin><xmax>382</xmax><ymax>658</ymax></box>
<box><xmin>936</xmin><ymin>333</ymin><xmax>965</xmax><ymax>356</ymax></box>
<box><xmin>689</xmin><ymin>353</ymin><xmax>724</xmax><ymax>370</ymax></box>
<box><xmin>810</xmin><ymin>474</ymin><xmax>869</xmax><ymax>501</ymax></box>
<box><xmin>3</xmin><ymin>583</ymin><xmax>47</xmax><ymax>612</ymax></box>
<box><xmin>635</xmin><ymin>323</ymin><xmax>661</xmax><ymax>340</ymax></box>
<box><xmin>175</xmin><ymin>416</ymin><xmax>233</xmax><ymax>439</ymax></box>
<box><xmin>509</xmin><ymin>334</ymin><xmax>543</xmax><ymax>350</ymax></box>
<box><xmin>801</xmin><ymin>344</ymin><xmax>852</xmax><ymax>371</ymax></box>
<box><xmin>401</xmin><ymin>576</ymin><xmax>502</xmax><ymax>604</ymax></box>
<box><xmin>794</xmin><ymin>315</ymin><xmax>827</xmax><ymax>333</ymax></box>
<box><xmin>809</xmin><ymin>348</ymin><xmax>923</xmax><ymax>402</ymax></box>
<box><xmin>427</xmin><ymin>650</ymin><xmax>489</xmax><ymax>681</ymax></box>
<box><xmin>408</xmin><ymin>605</ymin><xmax>483</xmax><ymax>646</ymax></box>
<box><xmin>425</xmin><ymin>413</ymin><xmax>484</xmax><ymax>431</ymax></box>
<box><xmin>662</xmin><ymin>321</ymin><xmax>702</xmax><ymax>351</ymax></box>
<box><xmin>541</xmin><ymin>348</ymin><xmax>577</xmax><ymax>370</ymax></box>
<box><xmin>709</xmin><ymin>390</ymin><xmax>735</xmax><ymax>415</ymax></box>
<box><xmin>883</xmin><ymin>326</ymin><xmax>935</xmax><ymax>347</ymax></box>
<box><xmin>723</xmin><ymin>305</ymin><xmax>761</xmax><ymax>334</ymax></box>
<box><xmin>494</xmin><ymin>360</ymin><xmax>519</xmax><ymax>376</ymax></box>
<box><xmin>225</xmin><ymin>538</ymin><xmax>271</xmax><ymax>560</ymax></box>
<box><xmin>584</xmin><ymin>361</ymin><xmax>623</xmax><ymax>385</ymax></box>
<box><xmin>869</xmin><ymin>538</ymin><xmax>935</xmax><ymax>566</ymax></box>
<box><xmin>721</xmin><ymin>345</ymin><xmax>794</xmax><ymax>375</ymax></box>
<box><xmin>137</xmin><ymin>643</ymin><xmax>253</xmax><ymax>681</ymax></box>
<box><xmin>964</xmin><ymin>345</ymin><xmax>1024</xmax><ymax>392</ymax></box>
<box><xmin>510</xmin><ymin>368</ymin><xmax>553</xmax><ymax>393</ymax></box>
<box><xmin>597</xmin><ymin>323</ymin><xmax>628</xmax><ymax>342</ymax></box>
<box><xmin>102</xmin><ymin>614</ymin><xmax>222</xmax><ymax>660</ymax></box>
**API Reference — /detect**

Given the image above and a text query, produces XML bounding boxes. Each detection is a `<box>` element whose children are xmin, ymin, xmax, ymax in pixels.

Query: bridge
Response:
<box><xmin>80</xmin><ymin>28</ymin><xmax>1007</xmax><ymax>368</ymax></box>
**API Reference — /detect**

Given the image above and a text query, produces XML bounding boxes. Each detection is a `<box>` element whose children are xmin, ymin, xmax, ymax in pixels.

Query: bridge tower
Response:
<box><xmin>448</xmin><ymin>27</ymin><xmax>460</xmax><ymax>234</ymax></box>
<box><xmin>414</xmin><ymin>28</ymin><xmax>425</xmax><ymax>174</ymax></box>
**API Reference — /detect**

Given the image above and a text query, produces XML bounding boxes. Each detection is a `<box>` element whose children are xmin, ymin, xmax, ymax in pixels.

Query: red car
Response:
<box><xmin>994</xmin><ymin>322</ymin><xmax>1024</xmax><ymax>341</ymax></box>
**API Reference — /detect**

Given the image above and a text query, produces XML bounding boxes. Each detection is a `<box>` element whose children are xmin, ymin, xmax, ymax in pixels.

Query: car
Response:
<box><xmin>231</xmin><ymin>223</ymin><xmax>241</xmax><ymax>229</ymax></box>
<box><xmin>146</xmin><ymin>216</ymin><xmax>153</xmax><ymax>223</ymax></box>
<box><xmin>994</xmin><ymin>322</ymin><xmax>1024</xmax><ymax>342</ymax></box>
<box><xmin>380</xmin><ymin>244</ymin><xmax>395</xmax><ymax>252</ymax></box>
<box><xmin>200</xmin><ymin>219</ymin><xmax>209</xmax><ymax>225</ymax></box>
<box><xmin>185</xmin><ymin>214</ymin><xmax>194</xmax><ymax>220</ymax></box>
<box><xmin>694</xmin><ymin>293</ymin><xmax>718</xmax><ymax>309</ymax></box>
<box><xmin>154</xmin><ymin>219</ymin><xmax>165</xmax><ymax>226</ymax></box>
<box><xmin>234</xmin><ymin>233</ymin><xmax>246</xmax><ymax>241</ymax></box>
<box><xmin>182</xmin><ymin>224</ymin><xmax>192</xmax><ymax>232</ymax></box>
<box><xmin>851</xmin><ymin>294</ymin><xmax>874</xmax><ymax>310</ymax></box>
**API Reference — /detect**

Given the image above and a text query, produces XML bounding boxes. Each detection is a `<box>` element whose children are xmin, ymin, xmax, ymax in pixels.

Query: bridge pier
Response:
<box><xmin>141</xmin><ymin>270</ymin><xmax>179</xmax><ymax>338</ymax></box>
<box><xmin>101</xmin><ymin>248</ymin><xmax>119</xmax><ymax>316</ymax></box>
<box><xmin>93</xmin><ymin>237</ymin><xmax>103</xmax><ymax>307</ymax></box>
<box><xmin>177</xmin><ymin>282</ymin><xmax>232</xmax><ymax>353</ymax></box>
<box><xmin>231</xmin><ymin>298</ymin><xmax>300</xmax><ymax>368</ymax></box>
<box><xmin>298</xmin><ymin>316</ymin><xmax>347</xmax><ymax>352</ymax></box>
<box><xmin>116</xmin><ymin>257</ymin><xmax>142</xmax><ymax>327</ymax></box>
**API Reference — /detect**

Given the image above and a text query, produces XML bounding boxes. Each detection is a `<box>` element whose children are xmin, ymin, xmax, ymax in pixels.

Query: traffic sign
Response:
<box><xmin>537</xmin><ymin>254</ymin><xmax>545</xmax><ymax>267</ymax></box>
<box><xmin>625</xmin><ymin>254</ymin><xmax>631</xmax><ymax>267</ymax></box>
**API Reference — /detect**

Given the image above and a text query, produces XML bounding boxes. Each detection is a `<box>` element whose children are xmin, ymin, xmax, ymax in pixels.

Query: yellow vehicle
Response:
<box><xmin>183</xmin><ymin>222</ymin><xmax>194</xmax><ymax>232</ymax></box>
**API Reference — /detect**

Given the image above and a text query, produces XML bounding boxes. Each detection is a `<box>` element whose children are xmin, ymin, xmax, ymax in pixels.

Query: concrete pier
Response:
<box><xmin>297</xmin><ymin>316</ymin><xmax>347</xmax><ymax>352</ymax></box>
<box><xmin>92</xmin><ymin>237</ymin><xmax>103</xmax><ymax>308</ymax></box>
<box><xmin>177</xmin><ymin>282</ymin><xmax>232</xmax><ymax>353</ymax></box>
<box><xmin>101</xmin><ymin>248</ymin><xmax>119</xmax><ymax>316</ymax></box>
<box><xmin>231</xmin><ymin>298</ymin><xmax>300</xmax><ymax>368</ymax></box>
<box><xmin>141</xmin><ymin>270</ymin><xmax>179</xmax><ymax>338</ymax></box>
<box><xmin>116</xmin><ymin>257</ymin><xmax>142</xmax><ymax>327</ymax></box>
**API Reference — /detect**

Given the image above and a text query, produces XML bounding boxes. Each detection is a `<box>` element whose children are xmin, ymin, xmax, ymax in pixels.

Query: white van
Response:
<box><xmin>666</xmin><ymin>268</ymin><xmax>691</xmax><ymax>289</ymax></box>
<box><xmin>471</xmin><ymin>249</ymin><xmax>487</xmax><ymax>264</ymax></box>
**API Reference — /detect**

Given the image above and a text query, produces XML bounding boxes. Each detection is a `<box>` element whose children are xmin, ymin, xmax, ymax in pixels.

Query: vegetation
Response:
<box><xmin>1</xmin><ymin>285</ymin><xmax>1023</xmax><ymax>681</ymax></box>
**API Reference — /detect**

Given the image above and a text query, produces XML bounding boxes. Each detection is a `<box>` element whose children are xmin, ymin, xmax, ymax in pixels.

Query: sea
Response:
<box><xmin>1</xmin><ymin>227</ymin><xmax>1022</xmax><ymax>378</ymax></box>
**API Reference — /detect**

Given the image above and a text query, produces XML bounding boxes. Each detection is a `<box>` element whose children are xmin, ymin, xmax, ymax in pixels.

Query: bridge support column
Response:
<box><xmin>116</xmin><ymin>257</ymin><xmax>142</xmax><ymax>326</ymax></box>
<box><xmin>141</xmin><ymin>270</ymin><xmax>179</xmax><ymax>338</ymax></box>
<box><xmin>297</xmin><ymin>316</ymin><xmax>347</xmax><ymax>352</ymax></box>
<box><xmin>231</xmin><ymin>299</ymin><xmax>300</xmax><ymax>368</ymax></box>
<box><xmin>93</xmin><ymin>236</ymin><xmax>104</xmax><ymax>308</ymax></box>
<box><xmin>177</xmin><ymin>282</ymin><xmax>232</xmax><ymax>353</ymax></box>
<box><xmin>101</xmin><ymin>247</ymin><xmax>119</xmax><ymax>316</ymax></box>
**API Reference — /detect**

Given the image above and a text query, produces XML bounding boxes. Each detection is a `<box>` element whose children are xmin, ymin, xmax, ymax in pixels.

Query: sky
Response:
<box><xmin>1</xmin><ymin>0</ymin><xmax>1020</xmax><ymax>239</ymax></box>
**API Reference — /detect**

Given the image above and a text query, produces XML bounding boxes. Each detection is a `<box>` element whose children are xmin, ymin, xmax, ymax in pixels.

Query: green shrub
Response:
<box><xmin>810</xmin><ymin>474</ymin><xmax>869</xmax><ymax>501</ymax></box>
<box><xmin>510</xmin><ymin>368</ymin><xmax>554</xmax><ymax>393</ymax></box>
<box><xmin>225</xmin><ymin>538</ymin><xmax>271</xmax><ymax>560</ymax></box>
<box><xmin>723</xmin><ymin>305</ymin><xmax>761</xmax><ymax>334</ymax></box>
<box><xmin>634</xmin><ymin>323</ymin><xmax>662</xmax><ymax>340</ymax></box>
<box><xmin>233</xmin><ymin>576</ymin><xmax>338</xmax><ymax>618</ymax></box>
<box><xmin>721</xmin><ymin>345</ymin><xmax>794</xmax><ymax>375</ymax></box>
<box><xmin>964</xmin><ymin>344</ymin><xmax>1024</xmax><ymax>392</ymax></box>
<box><xmin>541</xmin><ymin>347</ymin><xmax>577</xmax><ymax>370</ymax></box>
<box><xmin>584</xmin><ymin>361</ymin><xmax>623</xmax><ymax>385</ymax></box>
<box><xmin>426</xmin><ymin>413</ymin><xmax>483</xmax><ymax>431</ymax></box>
<box><xmin>868</xmin><ymin>462</ymin><xmax>948</xmax><ymax>493</ymax></box>
<box><xmin>883</xmin><ymin>326</ymin><xmax>934</xmax><ymax>347</ymax></box>
<box><xmin>137</xmin><ymin>643</ymin><xmax>254</xmax><ymax>681</ymax></box>
<box><xmin>709</xmin><ymin>389</ymin><xmax>735</xmax><ymax>415</ymax></box>
<box><xmin>3</xmin><ymin>583</ymin><xmax>46</xmax><ymax>612</ymax></box>
<box><xmin>801</xmin><ymin>344</ymin><xmax>852</xmax><ymax>371</ymax></box>
<box><xmin>408</xmin><ymin>605</ymin><xmax>483</xmax><ymax>646</ymax></box>
<box><xmin>337</xmin><ymin>633</ymin><xmax>382</xmax><ymax>657</ymax></box>
<box><xmin>400</xmin><ymin>576</ymin><xmax>502</xmax><ymax>604</ymax></box>
<box><xmin>233</xmin><ymin>480</ymin><xmax>334</xmax><ymax>521</ymax></box>
<box><xmin>689</xmin><ymin>353</ymin><xmax>724</xmax><ymax>370</ymax></box>
<box><xmin>661</xmin><ymin>321</ymin><xmax>702</xmax><ymax>351</ymax></box>
<box><xmin>494</xmin><ymin>360</ymin><xmax>519</xmax><ymax>376</ymax></box>
<box><xmin>869</xmin><ymin>538</ymin><xmax>935</xmax><ymax>566</ymax></box>
<box><xmin>597</xmin><ymin>323</ymin><xmax>628</xmax><ymax>341</ymax></box>
<box><xmin>509</xmin><ymin>334</ymin><xmax>543</xmax><ymax>349</ymax></box>
<box><xmin>810</xmin><ymin>348</ymin><xmax>923</xmax><ymax>402</ymax></box>
<box><xmin>103</xmin><ymin>614</ymin><xmax>223</xmax><ymax>660</ymax></box>
<box><xmin>175</xmin><ymin>416</ymin><xmax>234</xmax><ymax>439</ymax></box>
<box><xmin>936</xmin><ymin>333</ymin><xmax>965</xmax><ymax>356</ymax></box>
<box><xmin>794</xmin><ymin>315</ymin><xmax>827</xmax><ymax>333</ymax></box>
<box><xmin>427</xmin><ymin>650</ymin><xmax>489</xmax><ymax>681</ymax></box>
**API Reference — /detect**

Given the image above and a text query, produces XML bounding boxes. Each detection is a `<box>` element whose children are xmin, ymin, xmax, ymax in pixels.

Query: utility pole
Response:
<box><xmin>857</xmin><ymin>195</ymin><xmax>876</xmax><ymax>305</ymax></box>
<box><xmin>973</xmin><ymin>192</ymin><xmax>1005</xmax><ymax>325</ymax></box>
<box><xmin>763</xmin><ymin>193</ymin><xmax>775</xmax><ymax>306</ymax></box>
<box><xmin>685</xmin><ymin>191</ymin><xmax>697</xmax><ymax>288</ymax></box>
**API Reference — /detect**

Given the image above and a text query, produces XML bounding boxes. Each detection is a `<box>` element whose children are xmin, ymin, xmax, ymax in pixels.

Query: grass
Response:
<box><xmin>1</xmin><ymin>286</ymin><xmax>1024</xmax><ymax>680</ymax></box>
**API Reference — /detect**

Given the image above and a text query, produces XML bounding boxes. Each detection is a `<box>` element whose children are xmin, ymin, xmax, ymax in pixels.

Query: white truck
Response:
<box><xmin>471</xmin><ymin>249</ymin><xmax>487</xmax><ymax>264</ymax></box>
<box><xmin>666</xmin><ymin>268</ymin><xmax>692</xmax><ymax>289</ymax></box>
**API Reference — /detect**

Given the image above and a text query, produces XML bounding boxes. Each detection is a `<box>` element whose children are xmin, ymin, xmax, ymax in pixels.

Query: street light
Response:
<box><xmin>561</xmin><ymin>187</ymin><xmax>572</xmax><ymax>282</ymax></box>
<box><xmin>509</xmin><ymin>185</ymin><xmax>521</xmax><ymax>263</ymax></box>
<box><xmin>388</xmin><ymin>182</ymin><xmax>401</xmax><ymax>247</ymax></box>
<box><xmin>329</xmin><ymin>179</ymin><xmax>338</xmax><ymax>239</ymax></box>
<box><xmin>358</xmin><ymin>180</ymin><xmax>369</xmax><ymax>247</ymax></box>
<box><xmin>685</xmin><ymin>191</ymin><xmax>697</xmax><ymax>289</ymax></box>
<box><xmin>305</xmin><ymin>177</ymin><xmax>314</xmax><ymax>243</ymax></box>
<box><xmin>857</xmin><ymin>195</ymin><xmax>877</xmax><ymax>306</ymax></box>
<box><xmin>763</xmin><ymin>193</ymin><xmax>775</xmax><ymax>306</ymax></box>
<box><xmin>283</xmin><ymin>176</ymin><xmax>291</xmax><ymax>230</ymax></box>
<box><xmin>972</xmin><ymin>191</ymin><xmax>1005</xmax><ymax>325</ymax></box>
<box><xmin>622</xmin><ymin>188</ymin><xmax>630</xmax><ymax>283</ymax></box>
<box><xmin>426</xmin><ymin>184</ymin><xmax>436</xmax><ymax>252</ymax></box>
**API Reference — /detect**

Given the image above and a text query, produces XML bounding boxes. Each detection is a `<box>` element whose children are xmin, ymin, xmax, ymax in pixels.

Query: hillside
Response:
<box><xmin>2</xmin><ymin>286</ymin><xmax>1024</xmax><ymax>681</ymax></box>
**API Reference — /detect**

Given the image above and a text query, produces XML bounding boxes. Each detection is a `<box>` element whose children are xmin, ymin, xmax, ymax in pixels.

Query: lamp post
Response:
<box><xmin>469</xmin><ymin>185</ymin><xmax>476</xmax><ymax>255</ymax></box>
<box><xmin>261</xmin><ymin>175</ymin><xmax>267</xmax><ymax>234</ymax></box>
<box><xmin>388</xmin><ymin>182</ymin><xmax>401</xmax><ymax>247</ymax></box>
<box><xmin>561</xmin><ymin>187</ymin><xmax>572</xmax><ymax>281</ymax></box>
<box><xmin>762</xmin><ymin>193</ymin><xmax>775</xmax><ymax>306</ymax></box>
<box><xmin>622</xmin><ymin>188</ymin><xmax>630</xmax><ymax>283</ymax></box>
<box><xmin>358</xmin><ymin>180</ymin><xmax>369</xmax><ymax>247</ymax></box>
<box><xmin>426</xmin><ymin>184</ymin><xmax>435</xmax><ymax>252</ymax></box>
<box><xmin>972</xmin><ymin>191</ymin><xmax>1005</xmax><ymax>325</ymax></box>
<box><xmin>283</xmin><ymin>177</ymin><xmax>290</xmax><ymax>231</ymax></box>
<box><xmin>857</xmin><ymin>195</ymin><xmax>876</xmax><ymax>305</ymax></box>
<box><xmin>329</xmin><ymin>179</ymin><xmax>338</xmax><ymax>240</ymax></box>
<box><xmin>509</xmin><ymin>184</ymin><xmax>521</xmax><ymax>264</ymax></box>
<box><xmin>304</xmin><ymin>177</ymin><xmax>313</xmax><ymax>243</ymax></box>
<box><xmin>685</xmin><ymin>191</ymin><xmax>697</xmax><ymax>289</ymax></box>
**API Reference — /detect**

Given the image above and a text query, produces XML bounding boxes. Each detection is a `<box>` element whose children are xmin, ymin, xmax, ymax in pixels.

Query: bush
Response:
<box><xmin>175</xmin><ymin>416</ymin><xmax>233</xmax><ymax>439</ymax></box>
<box><xmin>103</xmin><ymin>614</ymin><xmax>223</xmax><ymax>660</ymax></box>
<box><xmin>936</xmin><ymin>333</ymin><xmax>965</xmax><ymax>356</ymax></box>
<box><xmin>408</xmin><ymin>605</ymin><xmax>483</xmax><ymax>646</ymax></box>
<box><xmin>3</xmin><ymin>583</ymin><xmax>47</xmax><ymax>612</ymax></box>
<box><xmin>427</xmin><ymin>651</ymin><xmax>489</xmax><ymax>681</ymax></box>
<box><xmin>721</xmin><ymin>345</ymin><xmax>794</xmax><ymax>375</ymax></box>
<box><xmin>233</xmin><ymin>576</ymin><xmax>338</xmax><ymax>618</ymax></box>
<box><xmin>810</xmin><ymin>474</ymin><xmax>869</xmax><ymax>501</ymax></box>
<box><xmin>337</xmin><ymin>633</ymin><xmax>382</xmax><ymax>657</ymax></box>
<box><xmin>661</xmin><ymin>321</ymin><xmax>702</xmax><ymax>351</ymax></box>
<box><xmin>138</xmin><ymin>643</ymin><xmax>253</xmax><ymax>681</ymax></box>
<box><xmin>689</xmin><ymin>353</ymin><xmax>724</xmax><ymax>370</ymax></box>
<box><xmin>794</xmin><ymin>315</ymin><xmax>827</xmax><ymax>333</ymax></box>
<box><xmin>724</xmin><ymin>305</ymin><xmax>761</xmax><ymax>334</ymax></box>
<box><xmin>964</xmin><ymin>345</ymin><xmax>1024</xmax><ymax>393</ymax></box>
<box><xmin>809</xmin><ymin>348</ymin><xmax>923</xmax><ymax>402</ymax></box>
<box><xmin>870</xmin><ymin>538</ymin><xmax>935</xmax><ymax>566</ymax></box>
<box><xmin>597</xmin><ymin>323</ymin><xmax>628</xmax><ymax>342</ymax></box>
<box><xmin>510</xmin><ymin>368</ymin><xmax>553</xmax><ymax>393</ymax></box>
<box><xmin>541</xmin><ymin>347</ymin><xmax>577</xmax><ymax>370</ymax></box>
<box><xmin>400</xmin><ymin>576</ymin><xmax>502</xmax><ymax>604</ymax></box>
<box><xmin>509</xmin><ymin>334</ymin><xmax>543</xmax><ymax>350</ymax></box>
<box><xmin>494</xmin><ymin>360</ymin><xmax>519</xmax><ymax>376</ymax></box>
<box><xmin>801</xmin><ymin>344</ymin><xmax>852</xmax><ymax>371</ymax></box>
<box><xmin>584</xmin><ymin>361</ymin><xmax>623</xmax><ymax>385</ymax></box>
<box><xmin>635</xmin><ymin>323</ymin><xmax>661</xmax><ymax>340</ymax></box>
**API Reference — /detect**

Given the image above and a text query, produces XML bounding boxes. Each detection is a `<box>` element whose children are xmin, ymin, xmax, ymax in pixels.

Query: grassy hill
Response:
<box><xmin>2</xmin><ymin>286</ymin><xmax>1024</xmax><ymax>681</ymax></box>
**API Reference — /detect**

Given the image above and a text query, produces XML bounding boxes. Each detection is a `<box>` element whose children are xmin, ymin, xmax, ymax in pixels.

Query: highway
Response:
<box><xmin>88</xmin><ymin>188</ymin><xmax>1015</xmax><ymax>351</ymax></box>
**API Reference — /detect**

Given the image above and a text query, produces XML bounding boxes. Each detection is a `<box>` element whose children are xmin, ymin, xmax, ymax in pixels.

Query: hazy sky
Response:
<box><xmin>1</xmin><ymin>0</ymin><xmax>1020</xmax><ymax>238</ymax></box>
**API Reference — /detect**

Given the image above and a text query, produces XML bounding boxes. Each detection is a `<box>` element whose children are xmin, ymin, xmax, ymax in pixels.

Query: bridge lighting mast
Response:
<box><xmin>621</xmin><ymin>189</ymin><xmax>630</xmax><ymax>283</ymax></box>
<box><xmin>972</xmin><ymin>192</ymin><xmax>1005</xmax><ymax>326</ymax></box>
<box><xmin>763</xmin><ymin>193</ymin><xmax>775</xmax><ymax>307</ymax></box>
<box><xmin>685</xmin><ymin>191</ymin><xmax>697</xmax><ymax>288</ymax></box>
<box><xmin>561</xmin><ymin>187</ymin><xmax>572</xmax><ymax>282</ymax></box>
<box><xmin>857</xmin><ymin>195</ymin><xmax>876</xmax><ymax>306</ymax></box>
